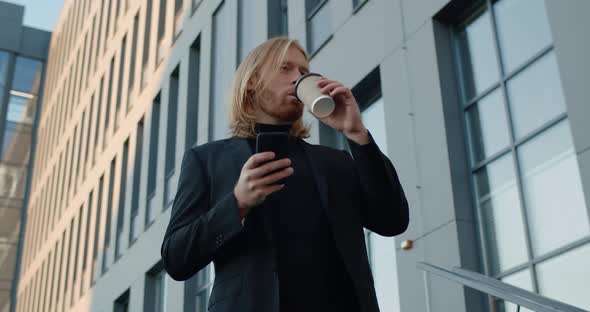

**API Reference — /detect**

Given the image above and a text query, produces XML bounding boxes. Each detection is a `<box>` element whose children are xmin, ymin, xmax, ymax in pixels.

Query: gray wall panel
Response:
<box><xmin>406</xmin><ymin>21</ymin><xmax>456</xmax><ymax>234</ymax></box>
<box><xmin>400</xmin><ymin>0</ymin><xmax>450</xmax><ymax>38</ymax></box>
<box><xmin>380</xmin><ymin>47</ymin><xmax>424</xmax><ymax>241</ymax></box>
<box><xmin>19</xmin><ymin>27</ymin><xmax>51</xmax><ymax>59</ymax></box>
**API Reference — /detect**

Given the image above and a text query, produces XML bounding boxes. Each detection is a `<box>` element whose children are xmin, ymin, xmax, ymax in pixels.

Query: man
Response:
<box><xmin>161</xmin><ymin>37</ymin><xmax>409</xmax><ymax>312</ymax></box>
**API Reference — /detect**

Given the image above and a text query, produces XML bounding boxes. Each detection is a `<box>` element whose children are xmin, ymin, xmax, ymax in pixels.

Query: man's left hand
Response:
<box><xmin>316</xmin><ymin>77</ymin><xmax>369</xmax><ymax>145</ymax></box>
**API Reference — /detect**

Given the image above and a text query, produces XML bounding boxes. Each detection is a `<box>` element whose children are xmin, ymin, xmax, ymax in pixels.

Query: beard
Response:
<box><xmin>259</xmin><ymin>91</ymin><xmax>304</xmax><ymax>123</ymax></box>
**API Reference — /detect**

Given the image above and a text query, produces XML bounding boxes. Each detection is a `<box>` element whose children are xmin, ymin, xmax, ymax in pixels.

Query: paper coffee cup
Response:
<box><xmin>295</xmin><ymin>73</ymin><xmax>335</xmax><ymax>118</ymax></box>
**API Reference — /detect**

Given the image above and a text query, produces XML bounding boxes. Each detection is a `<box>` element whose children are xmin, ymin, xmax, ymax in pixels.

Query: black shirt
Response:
<box><xmin>247</xmin><ymin>123</ymin><xmax>360</xmax><ymax>312</ymax></box>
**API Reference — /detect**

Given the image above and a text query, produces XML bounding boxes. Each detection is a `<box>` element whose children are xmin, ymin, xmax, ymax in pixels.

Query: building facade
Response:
<box><xmin>15</xmin><ymin>0</ymin><xmax>590</xmax><ymax>311</ymax></box>
<box><xmin>0</xmin><ymin>2</ymin><xmax>50</xmax><ymax>312</ymax></box>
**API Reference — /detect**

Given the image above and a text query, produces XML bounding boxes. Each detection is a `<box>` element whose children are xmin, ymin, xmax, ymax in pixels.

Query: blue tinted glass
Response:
<box><xmin>7</xmin><ymin>95</ymin><xmax>36</xmax><ymax>125</ymax></box>
<box><xmin>2</xmin><ymin>122</ymin><xmax>32</xmax><ymax>163</ymax></box>
<box><xmin>307</xmin><ymin>2</ymin><xmax>331</xmax><ymax>54</ymax></box>
<box><xmin>12</xmin><ymin>57</ymin><xmax>43</xmax><ymax>94</ymax></box>
<box><xmin>0</xmin><ymin>51</ymin><xmax>9</xmax><ymax>87</ymax></box>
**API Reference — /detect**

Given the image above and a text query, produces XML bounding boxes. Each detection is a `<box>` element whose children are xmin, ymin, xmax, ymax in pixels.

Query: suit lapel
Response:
<box><xmin>225</xmin><ymin>138</ymin><xmax>253</xmax><ymax>185</ymax></box>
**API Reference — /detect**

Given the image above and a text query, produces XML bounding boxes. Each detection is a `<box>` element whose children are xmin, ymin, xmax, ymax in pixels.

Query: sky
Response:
<box><xmin>5</xmin><ymin>0</ymin><xmax>64</xmax><ymax>32</ymax></box>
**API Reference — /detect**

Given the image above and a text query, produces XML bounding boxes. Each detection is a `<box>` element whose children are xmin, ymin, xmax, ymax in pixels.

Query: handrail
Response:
<box><xmin>417</xmin><ymin>262</ymin><xmax>588</xmax><ymax>312</ymax></box>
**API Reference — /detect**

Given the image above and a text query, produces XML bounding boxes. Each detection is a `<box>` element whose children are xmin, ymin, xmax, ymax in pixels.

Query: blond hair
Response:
<box><xmin>228</xmin><ymin>37</ymin><xmax>311</xmax><ymax>138</ymax></box>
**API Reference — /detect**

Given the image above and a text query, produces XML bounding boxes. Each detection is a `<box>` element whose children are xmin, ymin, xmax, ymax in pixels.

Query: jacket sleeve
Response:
<box><xmin>161</xmin><ymin>148</ymin><xmax>243</xmax><ymax>281</ymax></box>
<box><xmin>345</xmin><ymin>131</ymin><xmax>409</xmax><ymax>237</ymax></box>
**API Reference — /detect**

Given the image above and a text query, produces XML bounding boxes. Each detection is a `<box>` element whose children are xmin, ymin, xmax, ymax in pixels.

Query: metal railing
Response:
<box><xmin>417</xmin><ymin>262</ymin><xmax>588</xmax><ymax>312</ymax></box>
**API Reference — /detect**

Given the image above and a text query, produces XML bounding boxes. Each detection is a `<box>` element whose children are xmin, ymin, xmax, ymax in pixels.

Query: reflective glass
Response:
<box><xmin>518</xmin><ymin>120</ymin><xmax>589</xmax><ymax>256</ymax></box>
<box><xmin>457</xmin><ymin>11</ymin><xmax>499</xmax><ymax>101</ymax></box>
<box><xmin>501</xmin><ymin>269</ymin><xmax>534</xmax><ymax>312</ymax></box>
<box><xmin>7</xmin><ymin>94</ymin><xmax>36</xmax><ymax>124</ymax></box>
<box><xmin>494</xmin><ymin>0</ymin><xmax>552</xmax><ymax>74</ymax></box>
<box><xmin>165</xmin><ymin>174</ymin><xmax>176</xmax><ymax>207</ymax></box>
<box><xmin>0</xmin><ymin>207</ymin><xmax>20</xmax><ymax>243</ymax></box>
<box><xmin>0</xmin><ymin>162</ymin><xmax>27</xmax><ymax>199</ymax></box>
<box><xmin>238</xmin><ymin>0</ymin><xmax>259</xmax><ymax>62</ymax></box>
<box><xmin>361</xmin><ymin>98</ymin><xmax>387</xmax><ymax>153</ymax></box>
<box><xmin>361</xmin><ymin>98</ymin><xmax>399</xmax><ymax>310</ymax></box>
<box><xmin>2</xmin><ymin>123</ymin><xmax>32</xmax><ymax>166</ymax></box>
<box><xmin>0</xmin><ymin>51</ymin><xmax>9</xmax><ymax>87</ymax></box>
<box><xmin>209</xmin><ymin>2</ymin><xmax>232</xmax><ymax>140</ymax></box>
<box><xmin>507</xmin><ymin>52</ymin><xmax>566</xmax><ymax>139</ymax></box>
<box><xmin>0</xmin><ymin>244</ymin><xmax>16</xmax><ymax>280</ymax></box>
<box><xmin>370</xmin><ymin>234</ymin><xmax>400</xmax><ymax>312</ymax></box>
<box><xmin>466</xmin><ymin>89</ymin><xmax>510</xmax><ymax>164</ymax></box>
<box><xmin>12</xmin><ymin>57</ymin><xmax>43</xmax><ymax>94</ymax></box>
<box><xmin>476</xmin><ymin>153</ymin><xmax>528</xmax><ymax>273</ymax></box>
<box><xmin>307</xmin><ymin>1</ymin><xmax>331</xmax><ymax>55</ymax></box>
<box><xmin>537</xmin><ymin>244</ymin><xmax>590</xmax><ymax>310</ymax></box>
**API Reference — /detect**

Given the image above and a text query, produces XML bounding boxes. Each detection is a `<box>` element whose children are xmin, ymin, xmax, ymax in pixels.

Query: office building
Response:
<box><xmin>0</xmin><ymin>1</ymin><xmax>50</xmax><ymax>311</ymax></box>
<box><xmin>15</xmin><ymin>0</ymin><xmax>590</xmax><ymax>311</ymax></box>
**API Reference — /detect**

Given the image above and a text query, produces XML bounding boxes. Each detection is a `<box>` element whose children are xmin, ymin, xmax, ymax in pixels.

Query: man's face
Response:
<box><xmin>256</xmin><ymin>46</ymin><xmax>310</xmax><ymax>124</ymax></box>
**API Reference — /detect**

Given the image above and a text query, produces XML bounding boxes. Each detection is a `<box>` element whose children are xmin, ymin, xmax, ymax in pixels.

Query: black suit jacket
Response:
<box><xmin>161</xmin><ymin>132</ymin><xmax>409</xmax><ymax>312</ymax></box>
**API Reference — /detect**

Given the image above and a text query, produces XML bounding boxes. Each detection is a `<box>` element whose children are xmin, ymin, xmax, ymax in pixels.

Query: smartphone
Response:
<box><xmin>255</xmin><ymin>132</ymin><xmax>290</xmax><ymax>185</ymax></box>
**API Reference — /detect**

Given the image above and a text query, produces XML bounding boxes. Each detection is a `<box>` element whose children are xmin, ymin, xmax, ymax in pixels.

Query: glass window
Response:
<box><xmin>0</xmin><ymin>207</ymin><xmax>21</xmax><ymax>243</ymax></box>
<box><xmin>2</xmin><ymin>122</ymin><xmax>33</xmax><ymax>165</ymax></box>
<box><xmin>0</xmin><ymin>87</ymin><xmax>4</xmax><ymax>112</ymax></box>
<box><xmin>456</xmin><ymin>11</ymin><xmax>499</xmax><ymax>101</ymax></box>
<box><xmin>174</xmin><ymin>0</ymin><xmax>184</xmax><ymax>37</ymax></box>
<box><xmin>129</xmin><ymin>14</ymin><xmax>139</xmax><ymax>101</ymax></box>
<box><xmin>157</xmin><ymin>0</ymin><xmax>167</xmax><ymax>63</ymax></box>
<box><xmin>142</xmin><ymin>0</ymin><xmax>153</xmax><ymax>88</ymax></box>
<box><xmin>507</xmin><ymin>52</ymin><xmax>566</xmax><ymax>139</ymax></box>
<box><xmin>114</xmin><ymin>289</ymin><xmax>130</xmax><ymax>312</ymax></box>
<box><xmin>146</xmin><ymin>269</ymin><xmax>167</xmax><ymax>312</ymax></box>
<box><xmin>92</xmin><ymin>175</ymin><xmax>104</xmax><ymax>284</ymax></box>
<box><xmin>115</xmin><ymin>140</ymin><xmax>129</xmax><ymax>260</ymax></box>
<box><xmin>238</xmin><ymin>0</ymin><xmax>259</xmax><ymax>63</ymax></box>
<box><xmin>104</xmin><ymin>58</ymin><xmax>115</xmax><ymax>148</ymax></box>
<box><xmin>476</xmin><ymin>154</ymin><xmax>528</xmax><ymax>273</ymax></box>
<box><xmin>194</xmin><ymin>267</ymin><xmax>210</xmax><ymax>312</ymax></box>
<box><xmin>0</xmin><ymin>51</ymin><xmax>9</xmax><ymax>87</ymax></box>
<box><xmin>209</xmin><ymin>2</ymin><xmax>232</xmax><ymax>140</ymax></box>
<box><xmin>361</xmin><ymin>97</ymin><xmax>387</xmax><ymax>153</ymax></box>
<box><xmin>537</xmin><ymin>243</ymin><xmax>590</xmax><ymax>310</ymax></box>
<box><xmin>455</xmin><ymin>3</ymin><xmax>589</xmax><ymax>299</ymax></box>
<box><xmin>360</xmin><ymin>97</ymin><xmax>400</xmax><ymax>311</ymax></box>
<box><xmin>494</xmin><ymin>0</ymin><xmax>552</xmax><ymax>74</ymax></box>
<box><xmin>115</xmin><ymin>36</ymin><xmax>127</xmax><ymax>129</ymax></box>
<box><xmin>466</xmin><ymin>89</ymin><xmax>510</xmax><ymax>164</ymax></box>
<box><xmin>306</xmin><ymin>0</ymin><xmax>331</xmax><ymax>55</ymax></box>
<box><xmin>102</xmin><ymin>157</ymin><xmax>117</xmax><ymax>274</ymax></box>
<box><xmin>518</xmin><ymin>120</ymin><xmax>589</xmax><ymax>256</ymax></box>
<box><xmin>12</xmin><ymin>57</ymin><xmax>43</xmax><ymax>94</ymax></box>
<box><xmin>165</xmin><ymin>69</ymin><xmax>179</xmax><ymax>207</ymax></box>
<box><xmin>130</xmin><ymin>119</ymin><xmax>144</xmax><ymax>243</ymax></box>
<box><xmin>7</xmin><ymin>94</ymin><xmax>36</xmax><ymax>125</ymax></box>
<box><xmin>186</xmin><ymin>39</ymin><xmax>200</xmax><ymax>149</ymax></box>
<box><xmin>500</xmin><ymin>269</ymin><xmax>534</xmax><ymax>312</ymax></box>
<box><xmin>147</xmin><ymin>96</ymin><xmax>160</xmax><ymax>224</ymax></box>
<box><xmin>268</xmin><ymin>0</ymin><xmax>288</xmax><ymax>38</ymax></box>
<box><xmin>81</xmin><ymin>191</ymin><xmax>93</xmax><ymax>295</ymax></box>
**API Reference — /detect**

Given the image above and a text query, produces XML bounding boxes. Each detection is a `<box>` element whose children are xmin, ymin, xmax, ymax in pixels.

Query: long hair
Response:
<box><xmin>228</xmin><ymin>37</ymin><xmax>311</xmax><ymax>138</ymax></box>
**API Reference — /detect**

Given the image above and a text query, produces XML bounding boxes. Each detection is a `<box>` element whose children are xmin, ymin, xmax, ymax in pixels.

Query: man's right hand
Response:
<box><xmin>234</xmin><ymin>152</ymin><xmax>293</xmax><ymax>219</ymax></box>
